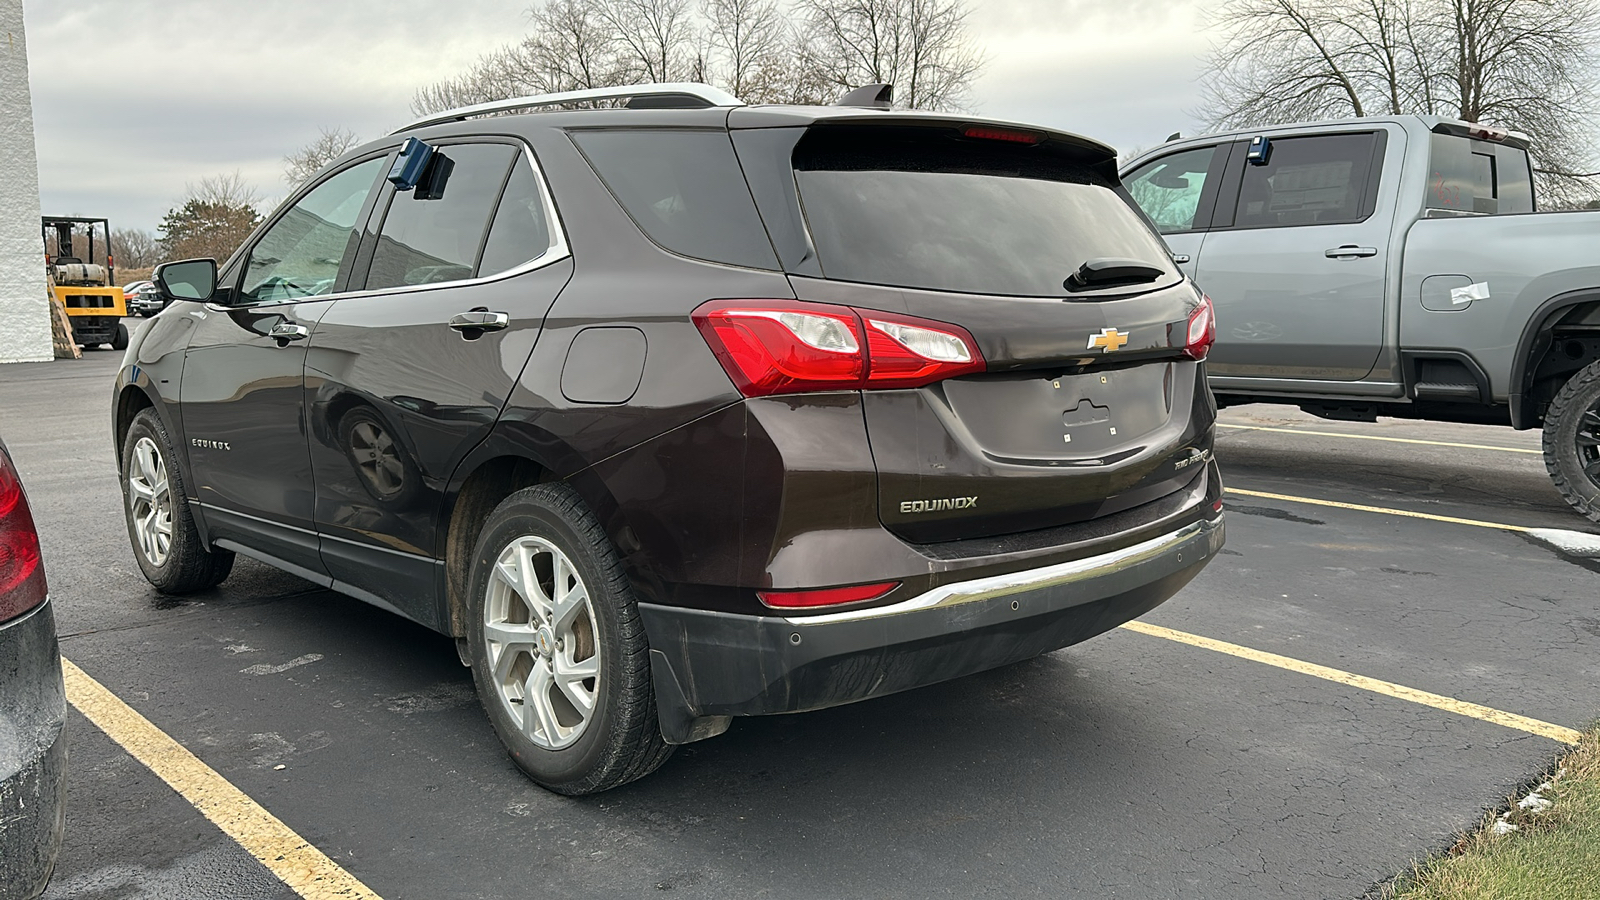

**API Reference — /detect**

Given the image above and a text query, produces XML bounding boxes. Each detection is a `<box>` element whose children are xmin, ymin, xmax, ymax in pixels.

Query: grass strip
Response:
<box><xmin>1387</xmin><ymin>725</ymin><xmax>1600</xmax><ymax>899</ymax></box>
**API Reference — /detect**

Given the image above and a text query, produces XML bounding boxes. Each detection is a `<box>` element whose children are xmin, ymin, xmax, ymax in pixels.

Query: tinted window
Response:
<box><xmin>477</xmin><ymin>155</ymin><xmax>555</xmax><ymax>277</ymax></box>
<box><xmin>1124</xmin><ymin>146</ymin><xmax>1216</xmax><ymax>233</ymax></box>
<box><xmin>240</xmin><ymin>158</ymin><xmax>382</xmax><ymax>303</ymax></box>
<box><xmin>572</xmin><ymin>130</ymin><xmax>778</xmax><ymax>270</ymax></box>
<box><xmin>365</xmin><ymin>144</ymin><xmax>516</xmax><ymax>291</ymax></box>
<box><xmin>1232</xmin><ymin>133</ymin><xmax>1378</xmax><ymax>228</ymax></box>
<box><xmin>1427</xmin><ymin>134</ymin><xmax>1535</xmax><ymax>215</ymax></box>
<box><xmin>792</xmin><ymin>131</ymin><xmax>1176</xmax><ymax>297</ymax></box>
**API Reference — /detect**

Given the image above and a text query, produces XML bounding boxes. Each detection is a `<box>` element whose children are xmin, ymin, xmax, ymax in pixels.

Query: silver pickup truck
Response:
<box><xmin>1121</xmin><ymin>115</ymin><xmax>1600</xmax><ymax>521</ymax></box>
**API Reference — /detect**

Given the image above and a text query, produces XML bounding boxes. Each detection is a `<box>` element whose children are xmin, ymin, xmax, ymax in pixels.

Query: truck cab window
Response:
<box><xmin>1427</xmin><ymin>134</ymin><xmax>1535</xmax><ymax>215</ymax></box>
<box><xmin>1231</xmin><ymin>133</ymin><xmax>1379</xmax><ymax>229</ymax></box>
<box><xmin>1123</xmin><ymin>146</ymin><xmax>1216</xmax><ymax>233</ymax></box>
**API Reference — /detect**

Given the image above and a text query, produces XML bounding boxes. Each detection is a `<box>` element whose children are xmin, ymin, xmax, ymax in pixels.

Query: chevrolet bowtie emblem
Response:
<box><xmin>1087</xmin><ymin>327</ymin><xmax>1129</xmax><ymax>352</ymax></box>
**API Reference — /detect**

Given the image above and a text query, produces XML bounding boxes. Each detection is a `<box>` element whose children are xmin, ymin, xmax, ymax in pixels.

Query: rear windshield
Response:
<box><xmin>1427</xmin><ymin>133</ymin><xmax>1535</xmax><ymax>215</ymax></box>
<box><xmin>793</xmin><ymin>129</ymin><xmax>1176</xmax><ymax>297</ymax></box>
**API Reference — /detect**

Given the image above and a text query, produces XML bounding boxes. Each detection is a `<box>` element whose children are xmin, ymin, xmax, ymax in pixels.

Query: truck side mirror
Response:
<box><xmin>154</xmin><ymin>258</ymin><xmax>217</xmax><ymax>304</ymax></box>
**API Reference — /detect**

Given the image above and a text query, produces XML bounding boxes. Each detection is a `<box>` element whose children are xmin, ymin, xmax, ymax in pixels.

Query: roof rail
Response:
<box><xmin>393</xmin><ymin>83</ymin><xmax>745</xmax><ymax>134</ymax></box>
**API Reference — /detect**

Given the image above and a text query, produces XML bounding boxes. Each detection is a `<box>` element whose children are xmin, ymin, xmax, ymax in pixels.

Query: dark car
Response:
<box><xmin>0</xmin><ymin>438</ymin><xmax>66</xmax><ymax>897</ymax></box>
<box><xmin>116</xmin><ymin>83</ymin><xmax>1224</xmax><ymax>795</ymax></box>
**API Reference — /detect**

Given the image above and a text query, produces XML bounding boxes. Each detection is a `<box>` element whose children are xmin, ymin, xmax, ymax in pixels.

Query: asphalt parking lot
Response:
<box><xmin>5</xmin><ymin>351</ymin><xmax>1598</xmax><ymax>900</ymax></box>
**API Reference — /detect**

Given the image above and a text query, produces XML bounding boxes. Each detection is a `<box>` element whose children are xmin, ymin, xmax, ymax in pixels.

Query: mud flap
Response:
<box><xmin>649</xmin><ymin>649</ymin><xmax>732</xmax><ymax>745</ymax></box>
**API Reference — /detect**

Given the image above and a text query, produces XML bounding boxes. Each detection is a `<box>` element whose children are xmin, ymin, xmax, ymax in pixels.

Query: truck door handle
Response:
<box><xmin>1325</xmin><ymin>245</ymin><xmax>1378</xmax><ymax>259</ymax></box>
<box><xmin>448</xmin><ymin>310</ymin><xmax>510</xmax><ymax>333</ymax></box>
<box><xmin>268</xmin><ymin>322</ymin><xmax>309</xmax><ymax>345</ymax></box>
<box><xmin>1171</xmin><ymin>254</ymin><xmax>1192</xmax><ymax>265</ymax></box>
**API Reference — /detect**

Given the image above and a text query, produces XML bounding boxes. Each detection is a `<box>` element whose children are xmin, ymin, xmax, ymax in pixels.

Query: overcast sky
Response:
<box><xmin>22</xmin><ymin>0</ymin><xmax>1214</xmax><ymax>234</ymax></box>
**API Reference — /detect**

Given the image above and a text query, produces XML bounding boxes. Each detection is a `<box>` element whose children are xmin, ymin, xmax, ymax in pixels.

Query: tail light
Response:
<box><xmin>694</xmin><ymin>300</ymin><xmax>985</xmax><ymax>398</ymax></box>
<box><xmin>0</xmin><ymin>450</ymin><xmax>47</xmax><ymax>624</ymax></box>
<box><xmin>1183</xmin><ymin>294</ymin><xmax>1216</xmax><ymax>360</ymax></box>
<box><xmin>758</xmin><ymin>580</ymin><xmax>900</xmax><ymax>610</ymax></box>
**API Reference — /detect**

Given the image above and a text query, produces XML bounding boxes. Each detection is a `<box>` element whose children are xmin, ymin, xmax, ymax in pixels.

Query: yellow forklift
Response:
<box><xmin>42</xmin><ymin>216</ymin><xmax>129</xmax><ymax>350</ymax></box>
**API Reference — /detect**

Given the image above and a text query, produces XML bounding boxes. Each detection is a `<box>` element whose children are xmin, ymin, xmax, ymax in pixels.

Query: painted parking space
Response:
<box><xmin>7</xmin><ymin>356</ymin><xmax>1598</xmax><ymax>899</ymax></box>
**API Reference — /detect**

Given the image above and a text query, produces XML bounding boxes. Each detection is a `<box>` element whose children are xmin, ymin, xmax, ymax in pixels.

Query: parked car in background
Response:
<box><xmin>123</xmin><ymin>280</ymin><xmax>164</xmax><ymax>317</ymax></box>
<box><xmin>1122</xmin><ymin>116</ymin><xmax>1600</xmax><ymax>520</ymax></box>
<box><xmin>118</xmin><ymin>82</ymin><xmax>1224</xmax><ymax>795</ymax></box>
<box><xmin>0</xmin><ymin>437</ymin><xmax>66</xmax><ymax>899</ymax></box>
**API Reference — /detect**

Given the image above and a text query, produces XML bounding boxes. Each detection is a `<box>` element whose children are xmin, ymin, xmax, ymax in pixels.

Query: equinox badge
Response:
<box><xmin>1087</xmin><ymin>328</ymin><xmax>1129</xmax><ymax>352</ymax></box>
<box><xmin>900</xmin><ymin>496</ymin><xmax>978</xmax><ymax>514</ymax></box>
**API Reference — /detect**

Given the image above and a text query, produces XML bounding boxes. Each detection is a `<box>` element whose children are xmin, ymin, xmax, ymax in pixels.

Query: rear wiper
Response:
<box><xmin>1064</xmin><ymin>258</ymin><xmax>1167</xmax><ymax>293</ymax></box>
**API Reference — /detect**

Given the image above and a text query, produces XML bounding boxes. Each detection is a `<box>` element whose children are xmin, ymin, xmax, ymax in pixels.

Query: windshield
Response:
<box><xmin>793</xmin><ymin>130</ymin><xmax>1177</xmax><ymax>297</ymax></box>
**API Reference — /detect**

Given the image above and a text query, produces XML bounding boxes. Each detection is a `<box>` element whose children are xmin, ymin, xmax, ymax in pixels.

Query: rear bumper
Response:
<box><xmin>642</xmin><ymin>513</ymin><xmax>1223</xmax><ymax>742</ymax></box>
<box><xmin>0</xmin><ymin>599</ymin><xmax>67</xmax><ymax>900</ymax></box>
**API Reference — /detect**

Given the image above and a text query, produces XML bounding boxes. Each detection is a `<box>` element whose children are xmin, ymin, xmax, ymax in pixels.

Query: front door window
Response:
<box><xmin>239</xmin><ymin>158</ymin><xmax>384</xmax><ymax>303</ymax></box>
<box><xmin>1124</xmin><ymin>146</ymin><xmax>1217</xmax><ymax>233</ymax></box>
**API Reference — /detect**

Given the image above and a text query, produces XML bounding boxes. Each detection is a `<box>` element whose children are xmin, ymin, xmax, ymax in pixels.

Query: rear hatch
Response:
<box><xmin>735</xmin><ymin>117</ymin><xmax>1216</xmax><ymax>543</ymax></box>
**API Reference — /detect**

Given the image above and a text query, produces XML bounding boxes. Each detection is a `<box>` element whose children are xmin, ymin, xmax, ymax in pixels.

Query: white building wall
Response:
<box><xmin>0</xmin><ymin>1</ymin><xmax>52</xmax><ymax>364</ymax></box>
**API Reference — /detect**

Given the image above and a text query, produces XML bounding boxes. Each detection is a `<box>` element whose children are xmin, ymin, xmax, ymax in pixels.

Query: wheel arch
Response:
<box><xmin>1510</xmin><ymin>287</ymin><xmax>1600</xmax><ymax>430</ymax></box>
<box><xmin>113</xmin><ymin>384</ymin><xmax>157</xmax><ymax>467</ymax></box>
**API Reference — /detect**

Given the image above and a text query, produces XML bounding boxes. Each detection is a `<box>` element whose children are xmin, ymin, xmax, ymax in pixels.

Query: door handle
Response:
<box><xmin>268</xmin><ymin>322</ymin><xmax>309</xmax><ymax>345</ymax></box>
<box><xmin>1171</xmin><ymin>254</ymin><xmax>1192</xmax><ymax>265</ymax></box>
<box><xmin>448</xmin><ymin>310</ymin><xmax>510</xmax><ymax>333</ymax></box>
<box><xmin>1325</xmin><ymin>245</ymin><xmax>1378</xmax><ymax>259</ymax></box>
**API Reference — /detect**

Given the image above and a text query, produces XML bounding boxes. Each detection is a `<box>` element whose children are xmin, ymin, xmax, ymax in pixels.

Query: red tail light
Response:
<box><xmin>962</xmin><ymin>126</ymin><xmax>1045</xmax><ymax>145</ymax></box>
<box><xmin>693</xmin><ymin>300</ymin><xmax>985</xmax><ymax>398</ymax></box>
<box><xmin>0</xmin><ymin>451</ymin><xmax>47</xmax><ymax>624</ymax></box>
<box><xmin>1183</xmin><ymin>294</ymin><xmax>1216</xmax><ymax>360</ymax></box>
<box><xmin>758</xmin><ymin>581</ymin><xmax>900</xmax><ymax>610</ymax></box>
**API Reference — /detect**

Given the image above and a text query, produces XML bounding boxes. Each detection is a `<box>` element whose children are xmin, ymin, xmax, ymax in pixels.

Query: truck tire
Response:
<box><xmin>1541</xmin><ymin>359</ymin><xmax>1600</xmax><ymax>522</ymax></box>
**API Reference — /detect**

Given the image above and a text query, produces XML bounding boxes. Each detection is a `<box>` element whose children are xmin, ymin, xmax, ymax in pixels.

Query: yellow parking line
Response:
<box><xmin>61</xmin><ymin>658</ymin><xmax>383</xmax><ymax>900</ymax></box>
<box><xmin>1227</xmin><ymin>487</ymin><xmax>1539</xmax><ymax>533</ymax></box>
<box><xmin>1217</xmin><ymin>422</ymin><xmax>1541</xmax><ymax>455</ymax></box>
<box><xmin>1120</xmin><ymin>621</ymin><xmax>1582</xmax><ymax>745</ymax></box>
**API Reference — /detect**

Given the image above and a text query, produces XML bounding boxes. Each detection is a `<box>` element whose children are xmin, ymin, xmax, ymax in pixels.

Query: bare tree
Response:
<box><xmin>284</xmin><ymin>127</ymin><xmax>361</xmax><ymax>187</ymax></box>
<box><xmin>703</xmin><ymin>0</ymin><xmax>789</xmax><ymax>101</ymax></box>
<box><xmin>1201</xmin><ymin>0</ymin><xmax>1600</xmax><ymax>205</ymax></box>
<box><xmin>413</xmin><ymin>0</ymin><xmax>984</xmax><ymax>114</ymax></box>
<box><xmin>110</xmin><ymin>228</ymin><xmax>160</xmax><ymax>269</ymax></box>
<box><xmin>597</xmin><ymin>0</ymin><xmax>697</xmax><ymax>83</ymax></box>
<box><xmin>793</xmin><ymin>0</ymin><xmax>986</xmax><ymax>111</ymax></box>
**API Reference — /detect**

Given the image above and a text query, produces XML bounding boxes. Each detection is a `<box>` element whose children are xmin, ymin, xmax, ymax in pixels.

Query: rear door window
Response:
<box><xmin>1229</xmin><ymin>133</ymin><xmax>1381</xmax><ymax>228</ymax></box>
<box><xmin>792</xmin><ymin>128</ymin><xmax>1177</xmax><ymax>297</ymax></box>
<box><xmin>364</xmin><ymin>143</ymin><xmax>516</xmax><ymax>291</ymax></box>
<box><xmin>571</xmin><ymin>129</ymin><xmax>779</xmax><ymax>270</ymax></box>
<box><xmin>1123</xmin><ymin>146</ymin><xmax>1218</xmax><ymax>233</ymax></box>
<box><xmin>1427</xmin><ymin>133</ymin><xmax>1535</xmax><ymax>214</ymax></box>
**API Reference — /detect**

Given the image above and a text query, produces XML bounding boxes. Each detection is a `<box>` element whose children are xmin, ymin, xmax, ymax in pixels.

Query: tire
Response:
<box><xmin>111</xmin><ymin>322</ymin><xmax>129</xmax><ymax>351</ymax></box>
<box><xmin>120</xmin><ymin>409</ymin><xmax>235</xmax><ymax>592</ymax></box>
<box><xmin>1542</xmin><ymin>358</ymin><xmax>1600</xmax><ymax>522</ymax></box>
<box><xmin>465</xmin><ymin>483</ymin><xmax>673</xmax><ymax>795</ymax></box>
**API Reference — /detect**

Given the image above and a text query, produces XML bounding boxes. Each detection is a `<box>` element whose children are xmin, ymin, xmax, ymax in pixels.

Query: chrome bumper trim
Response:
<box><xmin>785</xmin><ymin>515</ymin><xmax>1223</xmax><ymax>626</ymax></box>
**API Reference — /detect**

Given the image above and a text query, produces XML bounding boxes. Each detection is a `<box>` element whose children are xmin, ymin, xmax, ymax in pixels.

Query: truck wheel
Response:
<box><xmin>464</xmin><ymin>483</ymin><xmax>673</xmax><ymax>795</ymax></box>
<box><xmin>111</xmin><ymin>322</ymin><xmax>129</xmax><ymax>351</ymax></box>
<box><xmin>121</xmin><ymin>409</ymin><xmax>235</xmax><ymax>592</ymax></box>
<box><xmin>1541</xmin><ymin>359</ymin><xmax>1600</xmax><ymax>522</ymax></box>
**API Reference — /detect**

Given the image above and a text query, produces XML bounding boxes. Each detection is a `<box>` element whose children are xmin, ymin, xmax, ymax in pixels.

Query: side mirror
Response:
<box><xmin>153</xmin><ymin>258</ymin><xmax>218</xmax><ymax>304</ymax></box>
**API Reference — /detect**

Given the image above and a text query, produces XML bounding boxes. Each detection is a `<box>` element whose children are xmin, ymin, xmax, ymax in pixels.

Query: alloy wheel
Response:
<box><xmin>483</xmin><ymin>536</ymin><xmax>600</xmax><ymax>750</ymax></box>
<box><xmin>128</xmin><ymin>436</ymin><xmax>173</xmax><ymax>566</ymax></box>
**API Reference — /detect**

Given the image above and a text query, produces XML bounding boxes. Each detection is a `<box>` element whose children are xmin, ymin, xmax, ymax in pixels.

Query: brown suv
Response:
<box><xmin>118</xmin><ymin>83</ymin><xmax>1224</xmax><ymax>794</ymax></box>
